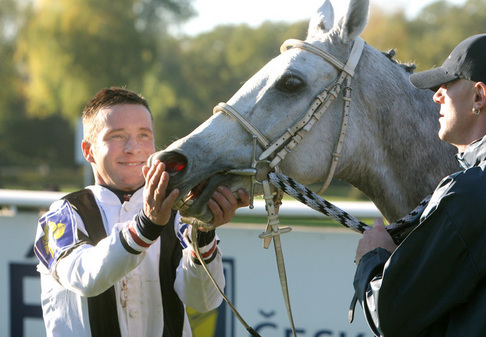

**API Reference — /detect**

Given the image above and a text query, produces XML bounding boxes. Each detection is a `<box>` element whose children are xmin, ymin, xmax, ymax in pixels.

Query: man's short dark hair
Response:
<box><xmin>82</xmin><ymin>87</ymin><xmax>152</xmax><ymax>143</ymax></box>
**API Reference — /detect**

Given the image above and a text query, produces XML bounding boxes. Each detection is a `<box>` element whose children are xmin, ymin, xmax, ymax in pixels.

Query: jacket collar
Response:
<box><xmin>88</xmin><ymin>185</ymin><xmax>144</xmax><ymax>205</ymax></box>
<box><xmin>456</xmin><ymin>135</ymin><xmax>486</xmax><ymax>170</ymax></box>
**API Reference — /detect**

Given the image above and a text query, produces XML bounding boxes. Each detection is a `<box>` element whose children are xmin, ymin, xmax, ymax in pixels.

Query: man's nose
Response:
<box><xmin>433</xmin><ymin>87</ymin><xmax>444</xmax><ymax>104</ymax></box>
<box><xmin>124</xmin><ymin>136</ymin><xmax>142</xmax><ymax>153</ymax></box>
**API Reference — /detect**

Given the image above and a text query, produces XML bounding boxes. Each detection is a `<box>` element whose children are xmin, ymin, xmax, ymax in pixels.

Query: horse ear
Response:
<box><xmin>307</xmin><ymin>0</ymin><xmax>335</xmax><ymax>38</ymax></box>
<box><xmin>336</xmin><ymin>0</ymin><xmax>369</xmax><ymax>43</ymax></box>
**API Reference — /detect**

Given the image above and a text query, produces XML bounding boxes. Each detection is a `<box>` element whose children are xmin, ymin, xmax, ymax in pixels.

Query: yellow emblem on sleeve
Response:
<box><xmin>42</xmin><ymin>221</ymin><xmax>67</xmax><ymax>258</ymax></box>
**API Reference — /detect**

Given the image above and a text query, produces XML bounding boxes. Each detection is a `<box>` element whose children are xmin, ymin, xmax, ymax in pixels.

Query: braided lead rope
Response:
<box><xmin>268</xmin><ymin>172</ymin><xmax>430</xmax><ymax>244</ymax></box>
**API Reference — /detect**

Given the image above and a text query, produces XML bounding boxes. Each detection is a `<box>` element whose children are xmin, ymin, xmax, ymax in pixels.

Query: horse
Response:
<box><xmin>150</xmin><ymin>0</ymin><xmax>458</xmax><ymax>228</ymax></box>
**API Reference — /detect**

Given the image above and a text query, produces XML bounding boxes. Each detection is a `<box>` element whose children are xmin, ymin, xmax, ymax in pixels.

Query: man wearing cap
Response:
<box><xmin>353</xmin><ymin>34</ymin><xmax>486</xmax><ymax>336</ymax></box>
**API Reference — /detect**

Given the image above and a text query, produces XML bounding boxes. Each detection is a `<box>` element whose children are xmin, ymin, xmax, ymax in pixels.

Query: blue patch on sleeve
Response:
<box><xmin>175</xmin><ymin>215</ymin><xmax>220</xmax><ymax>249</ymax></box>
<box><xmin>34</xmin><ymin>200</ymin><xmax>78</xmax><ymax>270</ymax></box>
<box><xmin>176</xmin><ymin>220</ymin><xmax>190</xmax><ymax>249</ymax></box>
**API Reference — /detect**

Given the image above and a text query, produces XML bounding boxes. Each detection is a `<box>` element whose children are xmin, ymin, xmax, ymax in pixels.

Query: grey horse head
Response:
<box><xmin>151</xmin><ymin>0</ymin><xmax>457</xmax><ymax>226</ymax></box>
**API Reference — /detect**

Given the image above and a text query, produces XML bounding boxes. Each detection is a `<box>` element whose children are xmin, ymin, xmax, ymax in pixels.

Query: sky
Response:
<box><xmin>176</xmin><ymin>0</ymin><xmax>467</xmax><ymax>36</ymax></box>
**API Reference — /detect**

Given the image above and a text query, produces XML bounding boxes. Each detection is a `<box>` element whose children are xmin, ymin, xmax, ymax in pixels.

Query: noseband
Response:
<box><xmin>214</xmin><ymin>37</ymin><xmax>365</xmax><ymax>198</ymax></box>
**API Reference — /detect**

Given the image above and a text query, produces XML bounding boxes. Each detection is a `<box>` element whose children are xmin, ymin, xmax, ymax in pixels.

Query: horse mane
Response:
<box><xmin>382</xmin><ymin>49</ymin><xmax>416</xmax><ymax>74</ymax></box>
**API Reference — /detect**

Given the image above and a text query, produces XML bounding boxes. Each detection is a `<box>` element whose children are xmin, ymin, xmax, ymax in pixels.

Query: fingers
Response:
<box><xmin>208</xmin><ymin>186</ymin><xmax>235</xmax><ymax>227</ymax></box>
<box><xmin>209</xmin><ymin>186</ymin><xmax>249</xmax><ymax>228</ymax></box>
<box><xmin>363</xmin><ymin>217</ymin><xmax>387</xmax><ymax>238</ymax></box>
<box><xmin>236</xmin><ymin>189</ymin><xmax>251</xmax><ymax>207</ymax></box>
<box><xmin>145</xmin><ymin>162</ymin><xmax>166</xmax><ymax>207</ymax></box>
<box><xmin>373</xmin><ymin>217</ymin><xmax>386</xmax><ymax>230</ymax></box>
<box><xmin>355</xmin><ymin>217</ymin><xmax>397</xmax><ymax>265</ymax></box>
<box><xmin>143</xmin><ymin>160</ymin><xmax>179</xmax><ymax>226</ymax></box>
<box><xmin>162</xmin><ymin>186</ymin><xmax>179</xmax><ymax>211</ymax></box>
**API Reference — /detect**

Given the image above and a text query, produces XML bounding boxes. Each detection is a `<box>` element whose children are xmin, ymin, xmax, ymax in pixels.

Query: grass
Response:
<box><xmin>231</xmin><ymin>215</ymin><xmax>375</xmax><ymax>228</ymax></box>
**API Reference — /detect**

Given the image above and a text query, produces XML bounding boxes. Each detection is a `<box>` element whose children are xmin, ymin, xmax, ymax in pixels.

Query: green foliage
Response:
<box><xmin>1</xmin><ymin>0</ymin><xmax>486</xmax><ymax>190</ymax></box>
<box><xmin>147</xmin><ymin>21</ymin><xmax>308</xmax><ymax>147</ymax></box>
<box><xmin>16</xmin><ymin>0</ymin><xmax>154</xmax><ymax>118</ymax></box>
<box><xmin>363</xmin><ymin>0</ymin><xmax>486</xmax><ymax>72</ymax></box>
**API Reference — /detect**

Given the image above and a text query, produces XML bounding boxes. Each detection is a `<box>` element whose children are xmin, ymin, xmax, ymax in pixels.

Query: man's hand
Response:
<box><xmin>355</xmin><ymin>218</ymin><xmax>397</xmax><ymax>265</ymax></box>
<box><xmin>207</xmin><ymin>186</ymin><xmax>250</xmax><ymax>228</ymax></box>
<box><xmin>142</xmin><ymin>160</ymin><xmax>179</xmax><ymax>226</ymax></box>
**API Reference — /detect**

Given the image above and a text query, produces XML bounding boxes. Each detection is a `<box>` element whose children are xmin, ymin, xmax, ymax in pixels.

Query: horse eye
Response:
<box><xmin>276</xmin><ymin>75</ymin><xmax>304</xmax><ymax>93</ymax></box>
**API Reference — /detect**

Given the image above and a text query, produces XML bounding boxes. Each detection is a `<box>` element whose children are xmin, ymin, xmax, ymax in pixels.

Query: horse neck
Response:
<box><xmin>334</xmin><ymin>47</ymin><xmax>458</xmax><ymax>222</ymax></box>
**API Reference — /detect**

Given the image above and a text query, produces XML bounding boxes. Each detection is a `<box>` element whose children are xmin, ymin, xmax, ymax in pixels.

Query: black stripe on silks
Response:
<box><xmin>135</xmin><ymin>210</ymin><xmax>165</xmax><ymax>241</ymax></box>
<box><xmin>63</xmin><ymin>189</ymin><xmax>122</xmax><ymax>337</ymax></box>
<box><xmin>160</xmin><ymin>210</ymin><xmax>185</xmax><ymax>337</ymax></box>
<box><xmin>119</xmin><ymin>231</ymin><xmax>142</xmax><ymax>255</ymax></box>
<box><xmin>192</xmin><ymin>249</ymin><xmax>219</xmax><ymax>265</ymax></box>
<box><xmin>87</xmin><ymin>287</ymin><xmax>122</xmax><ymax>337</ymax></box>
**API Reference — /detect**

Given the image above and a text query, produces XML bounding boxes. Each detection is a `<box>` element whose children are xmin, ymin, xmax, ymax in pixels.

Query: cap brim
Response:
<box><xmin>409</xmin><ymin>67</ymin><xmax>458</xmax><ymax>91</ymax></box>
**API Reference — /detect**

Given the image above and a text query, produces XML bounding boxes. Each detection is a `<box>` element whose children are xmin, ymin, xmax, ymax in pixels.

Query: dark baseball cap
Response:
<box><xmin>410</xmin><ymin>34</ymin><xmax>486</xmax><ymax>91</ymax></box>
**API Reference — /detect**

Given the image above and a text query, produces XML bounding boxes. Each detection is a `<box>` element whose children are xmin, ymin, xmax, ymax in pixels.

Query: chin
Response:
<box><xmin>119</xmin><ymin>180</ymin><xmax>145</xmax><ymax>191</ymax></box>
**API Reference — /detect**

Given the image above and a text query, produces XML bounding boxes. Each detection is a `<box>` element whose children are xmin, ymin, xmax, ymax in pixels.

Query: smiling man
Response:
<box><xmin>34</xmin><ymin>87</ymin><xmax>249</xmax><ymax>337</ymax></box>
<box><xmin>353</xmin><ymin>34</ymin><xmax>486</xmax><ymax>337</ymax></box>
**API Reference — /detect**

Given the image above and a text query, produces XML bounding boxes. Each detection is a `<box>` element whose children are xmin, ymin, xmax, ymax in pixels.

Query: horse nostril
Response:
<box><xmin>151</xmin><ymin>151</ymin><xmax>188</xmax><ymax>175</ymax></box>
<box><xmin>166</xmin><ymin>160</ymin><xmax>185</xmax><ymax>173</ymax></box>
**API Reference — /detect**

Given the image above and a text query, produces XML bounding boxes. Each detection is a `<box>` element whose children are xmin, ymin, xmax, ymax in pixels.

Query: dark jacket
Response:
<box><xmin>354</xmin><ymin>136</ymin><xmax>486</xmax><ymax>337</ymax></box>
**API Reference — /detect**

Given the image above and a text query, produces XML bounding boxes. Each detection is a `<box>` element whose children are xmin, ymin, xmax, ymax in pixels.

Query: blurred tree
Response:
<box><xmin>134</xmin><ymin>0</ymin><xmax>195</xmax><ymax>34</ymax></box>
<box><xmin>15</xmin><ymin>0</ymin><xmax>195</xmax><ymax>120</ymax></box>
<box><xmin>362</xmin><ymin>0</ymin><xmax>486</xmax><ymax>72</ymax></box>
<box><xmin>149</xmin><ymin>21</ymin><xmax>308</xmax><ymax>148</ymax></box>
<box><xmin>361</xmin><ymin>6</ymin><xmax>412</xmax><ymax>63</ymax></box>
<box><xmin>409</xmin><ymin>0</ymin><xmax>486</xmax><ymax>71</ymax></box>
<box><xmin>0</xmin><ymin>0</ymin><xmax>29</xmax><ymax>166</ymax></box>
<box><xmin>2</xmin><ymin>0</ymin><xmax>485</xmax><ymax>189</ymax></box>
<box><xmin>0</xmin><ymin>0</ymin><xmax>20</xmax><ymax>119</ymax></box>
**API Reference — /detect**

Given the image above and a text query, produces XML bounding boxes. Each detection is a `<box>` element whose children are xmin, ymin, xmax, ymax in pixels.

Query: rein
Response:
<box><xmin>196</xmin><ymin>37</ymin><xmax>365</xmax><ymax>336</ymax></box>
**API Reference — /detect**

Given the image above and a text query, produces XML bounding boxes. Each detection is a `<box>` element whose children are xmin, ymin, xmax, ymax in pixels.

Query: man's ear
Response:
<box><xmin>82</xmin><ymin>140</ymin><xmax>95</xmax><ymax>163</ymax></box>
<box><xmin>475</xmin><ymin>82</ymin><xmax>486</xmax><ymax>110</ymax></box>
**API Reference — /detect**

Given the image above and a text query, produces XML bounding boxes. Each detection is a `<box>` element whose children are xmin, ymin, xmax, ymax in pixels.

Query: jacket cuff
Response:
<box><xmin>120</xmin><ymin>211</ymin><xmax>165</xmax><ymax>254</ymax></box>
<box><xmin>189</xmin><ymin>229</ymin><xmax>218</xmax><ymax>264</ymax></box>
<box><xmin>353</xmin><ymin>248</ymin><xmax>390</xmax><ymax>301</ymax></box>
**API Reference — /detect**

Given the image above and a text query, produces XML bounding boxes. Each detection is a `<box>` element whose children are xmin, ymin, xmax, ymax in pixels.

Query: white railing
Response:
<box><xmin>0</xmin><ymin>189</ymin><xmax>64</xmax><ymax>208</ymax></box>
<box><xmin>0</xmin><ymin>189</ymin><xmax>381</xmax><ymax>219</ymax></box>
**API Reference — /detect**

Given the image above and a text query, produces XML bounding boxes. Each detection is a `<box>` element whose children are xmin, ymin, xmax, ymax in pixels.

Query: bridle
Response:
<box><xmin>214</xmin><ymin>37</ymin><xmax>365</xmax><ymax>196</ymax></box>
<box><xmin>202</xmin><ymin>37</ymin><xmax>365</xmax><ymax>337</ymax></box>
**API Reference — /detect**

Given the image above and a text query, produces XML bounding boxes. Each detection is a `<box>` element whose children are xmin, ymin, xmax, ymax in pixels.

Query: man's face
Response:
<box><xmin>433</xmin><ymin>79</ymin><xmax>476</xmax><ymax>150</ymax></box>
<box><xmin>84</xmin><ymin>104</ymin><xmax>155</xmax><ymax>191</ymax></box>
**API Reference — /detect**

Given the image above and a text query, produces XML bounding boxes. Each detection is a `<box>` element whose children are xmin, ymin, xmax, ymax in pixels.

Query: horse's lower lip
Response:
<box><xmin>174</xmin><ymin>179</ymin><xmax>209</xmax><ymax>211</ymax></box>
